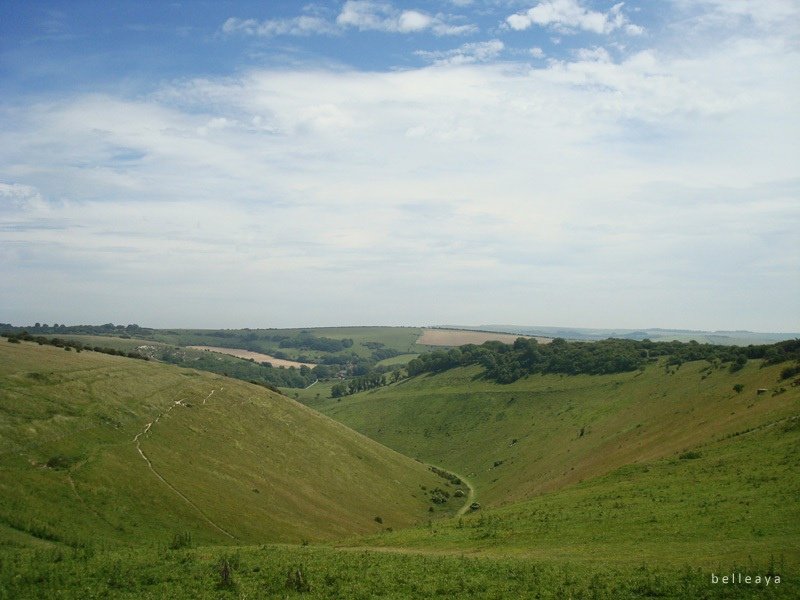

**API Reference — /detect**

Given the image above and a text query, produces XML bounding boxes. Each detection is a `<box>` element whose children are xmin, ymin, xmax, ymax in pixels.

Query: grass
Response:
<box><xmin>281</xmin><ymin>379</ymin><xmax>340</xmax><ymax>407</ymax></box>
<box><xmin>38</xmin><ymin>334</ymin><xmax>158</xmax><ymax>353</ymax></box>
<box><xmin>2</xmin><ymin>337</ymin><xmax>798</xmax><ymax>597</ymax></box>
<box><xmin>321</xmin><ymin>359</ymin><xmax>800</xmax><ymax>507</ymax></box>
<box><xmin>375</xmin><ymin>353</ymin><xmax>419</xmax><ymax>367</ymax></box>
<box><xmin>0</xmin><ymin>341</ymin><xmax>450</xmax><ymax>550</ymax></box>
<box><xmin>2</xmin><ymin>542</ymin><xmax>795</xmax><ymax>599</ymax></box>
<box><xmin>142</xmin><ymin>326</ymin><xmax>426</xmax><ymax>361</ymax></box>
<box><xmin>348</xmin><ymin>417</ymin><xmax>800</xmax><ymax>567</ymax></box>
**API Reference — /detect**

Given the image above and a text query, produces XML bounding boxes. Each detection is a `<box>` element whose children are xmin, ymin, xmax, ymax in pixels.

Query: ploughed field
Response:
<box><xmin>185</xmin><ymin>345</ymin><xmax>316</xmax><ymax>369</ymax></box>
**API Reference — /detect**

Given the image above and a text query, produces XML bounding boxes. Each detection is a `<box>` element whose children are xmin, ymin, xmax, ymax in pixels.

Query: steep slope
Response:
<box><xmin>0</xmin><ymin>341</ymin><xmax>449</xmax><ymax>549</ymax></box>
<box><xmin>321</xmin><ymin>358</ymin><xmax>800</xmax><ymax>508</ymax></box>
<box><xmin>351</xmin><ymin>412</ymin><xmax>800</xmax><ymax>567</ymax></box>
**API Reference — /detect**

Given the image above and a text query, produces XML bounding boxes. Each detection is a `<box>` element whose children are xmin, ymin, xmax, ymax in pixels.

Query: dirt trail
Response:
<box><xmin>428</xmin><ymin>463</ymin><xmax>476</xmax><ymax>517</ymax></box>
<box><xmin>449</xmin><ymin>470</ymin><xmax>476</xmax><ymax>517</ymax></box>
<box><xmin>132</xmin><ymin>388</ymin><xmax>237</xmax><ymax>540</ymax></box>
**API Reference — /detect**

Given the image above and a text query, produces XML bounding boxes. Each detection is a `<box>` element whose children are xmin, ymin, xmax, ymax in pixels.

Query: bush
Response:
<box><xmin>780</xmin><ymin>364</ymin><xmax>800</xmax><ymax>380</ymax></box>
<box><xmin>46</xmin><ymin>455</ymin><xmax>76</xmax><ymax>470</ymax></box>
<box><xmin>168</xmin><ymin>531</ymin><xmax>192</xmax><ymax>550</ymax></box>
<box><xmin>285</xmin><ymin>565</ymin><xmax>311</xmax><ymax>592</ymax></box>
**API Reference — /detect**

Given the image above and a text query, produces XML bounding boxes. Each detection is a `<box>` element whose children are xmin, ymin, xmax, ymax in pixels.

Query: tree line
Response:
<box><xmin>407</xmin><ymin>337</ymin><xmax>800</xmax><ymax>384</ymax></box>
<box><xmin>2</xmin><ymin>331</ymin><xmax>149</xmax><ymax>360</ymax></box>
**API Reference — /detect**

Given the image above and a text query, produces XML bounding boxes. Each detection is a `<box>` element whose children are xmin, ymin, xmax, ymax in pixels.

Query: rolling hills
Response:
<box><xmin>1</xmin><ymin>334</ymin><xmax>798</xmax><ymax>597</ymax></box>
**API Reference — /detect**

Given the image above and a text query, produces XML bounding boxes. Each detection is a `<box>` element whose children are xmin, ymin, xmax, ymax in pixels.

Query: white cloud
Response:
<box><xmin>530</xmin><ymin>46</ymin><xmax>546</xmax><ymax>58</ymax></box>
<box><xmin>416</xmin><ymin>39</ymin><xmax>505</xmax><ymax>65</ymax></box>
<box><xmin>2</xmin><ymin>23</ymin><xmax>798</xmax><ymax>329</ymax></box>
<box><xmin>671</xmin><ymin>0</ymin><xmax>800</xmax><ymax>29</ymax></box>
<box><xmin>222</xmin><ymin>2</ymin><xmax>476</xmax><ymax>38</ymax></box>
<box><xmin>506</xmin><ymin>0</ymin><xmax>643</xmax><ymax>35</ymax></box>
<box><xmin>222</xmin><ymin>15</ymin><xmax>336</xmax><ymax>37</ymax></box>
<box><xmin>336</xmin><ymin>1</ymin><xmax>476</xmax><ymax>35</ymax></box>
<box><xmin>575</xmin><ymin>46</ymin><xmax>612</xmax><ymax>62</ymax></box>
<box><xmin>0</xmin><ymin>182</ymin><xmax>45</xmax><ymax>210</ymax></box>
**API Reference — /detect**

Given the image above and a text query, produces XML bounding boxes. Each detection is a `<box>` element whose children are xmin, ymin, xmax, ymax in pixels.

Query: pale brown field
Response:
<box><xmin>186</xmin><ymin>346</ymin><xmax>316</xmax><ymax>368</ymax></box>
<box><xmin>416</xmin><ymin>329</ymin><xmax>551</xmax><ymax>347</ymax></box>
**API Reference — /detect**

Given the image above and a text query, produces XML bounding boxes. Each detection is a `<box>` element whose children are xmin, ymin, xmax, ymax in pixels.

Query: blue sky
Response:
<box><xmin>1</xmin><ymin>1</ymin><xmax>798</xmax><ymax>330</ymax></box>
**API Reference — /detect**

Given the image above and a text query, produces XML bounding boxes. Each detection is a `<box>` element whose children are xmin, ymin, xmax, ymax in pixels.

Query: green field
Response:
<box><xmin>280</xmin><ymin>379</ymin><xmax>341</xmax><ymax>408</ymax></box>
<box><xmin>375</xmin><ymin>353</ymin><xmax>420</xmax><ymax>367</ymax></box>
<box><xmin>143</xmin><ymin>326</ymin><xmax>426</xmax><ymax>361</ymax></box>
<box><xmin>1</xmin><ymin>337</ymin><xmax>798</xmax><ymax>597</ymax></box>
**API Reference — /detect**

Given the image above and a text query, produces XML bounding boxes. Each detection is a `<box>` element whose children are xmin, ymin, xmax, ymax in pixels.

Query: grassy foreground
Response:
<box><xmin>1</xmin><ymin>543</ymin><xmax>794</xmax><ymax>599</ymax></box>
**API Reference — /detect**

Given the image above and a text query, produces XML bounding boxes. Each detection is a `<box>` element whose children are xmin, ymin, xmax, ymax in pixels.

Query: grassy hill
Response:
<box><xmin>313</xmin><ymin>356</ymin><xmax>799</xmax><ymax>578</ymax></box>
<box><xmin>349</xmin><ymin>411</ymin><xmax>800</xmax><ymax>568</ymax></box>
<box><xmin>0</xmin><ymin>340</ymin><xmax>451</xmax><ymax>550</ymax></box>
<box><xmin>320</xmin><ymin>359</ymin><xmax>799</xmax><ymax>509</ymax></box>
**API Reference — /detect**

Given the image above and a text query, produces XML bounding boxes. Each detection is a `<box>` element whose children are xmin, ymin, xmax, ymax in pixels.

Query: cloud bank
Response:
<box><xmin>1</xmin><ymin>2</ymin><xmax>798</xmax><ymax>330</ymax></box>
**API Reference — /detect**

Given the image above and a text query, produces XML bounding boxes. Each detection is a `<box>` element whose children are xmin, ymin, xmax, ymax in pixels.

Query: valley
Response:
<box><xmin>0</xmin><ymin>331</ymin><xmax>798</xmax><ymax>598</ymax></box>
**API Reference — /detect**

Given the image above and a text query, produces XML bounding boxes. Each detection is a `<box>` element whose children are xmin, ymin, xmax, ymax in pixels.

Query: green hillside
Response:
<box><xmin>320</xmin><ymin>359</ymin><xmax>799</xmax><ymax>509</ymax></box>
<box><xmin>351</xmin><ymin>412</ymin><xmax>800</xmax><ymax>567</ymax></box>
<box><xmin>317</xmin><ymin>355</ymin><xmax>799</xmax><ymax>576</ymax></box>
<box><xmin>0</xmin><ymin>340</ymin><xmax>450</xmax><ymax>550</ymax></box>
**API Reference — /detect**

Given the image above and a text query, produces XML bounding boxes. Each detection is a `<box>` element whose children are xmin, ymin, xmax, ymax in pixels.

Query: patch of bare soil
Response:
<box><xmin>186</xmin><ymin>346</ymin><xmax>316</xmax><ymax>369</ymax></box>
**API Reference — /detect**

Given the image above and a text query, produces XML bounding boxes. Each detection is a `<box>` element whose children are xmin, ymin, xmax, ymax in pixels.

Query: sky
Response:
<box><xmin>0</xmin><ymin>0</ymin><xmax>798</xmax><ymax>331</ymax></box>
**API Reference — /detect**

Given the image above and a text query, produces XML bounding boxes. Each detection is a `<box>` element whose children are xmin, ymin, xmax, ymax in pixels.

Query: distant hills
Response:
<box><xmin>440</xmin><ymin>324</ymin><xmax>800</xmax><ymax>346</ymax></box>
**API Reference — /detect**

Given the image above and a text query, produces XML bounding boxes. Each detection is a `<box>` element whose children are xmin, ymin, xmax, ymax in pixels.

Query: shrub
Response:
<box><xmin>46</xmin><ymin>455</ymin><xmax>75</xmax><ymax>470</ymax></box>
<box><xmin>217</xmin><ymin>557</ymin><xmax>235</xmax><ymax>589</ymax></box>
<box><xmin>679</xmin><ymin>451</ymin><xmax>701</xmax><ymax>460</ymax></box>
<box><xmin>168</xmin><ymin>531</ymin><xmax>192</xmax><ymax>550</ymax></box>
<box><xmin>780</xmin><ymin>364</ymin><xmax>800</xmax><ymax>380</ymax></box>
<box><xmin>285</xmin><ymin>565</ymin><xmax>311</xmax><ymax>592</ymax></box>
